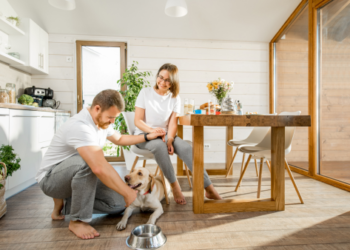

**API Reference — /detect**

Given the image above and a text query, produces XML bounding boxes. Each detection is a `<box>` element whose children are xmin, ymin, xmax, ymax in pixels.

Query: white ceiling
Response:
<box><xmin>9</xmin><ymin>0</ymin><xmax>302</xmax><ymax>42</ymax></box>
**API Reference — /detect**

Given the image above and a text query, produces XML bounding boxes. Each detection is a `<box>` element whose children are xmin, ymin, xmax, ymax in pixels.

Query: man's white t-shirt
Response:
<box><xmin>35</xmin><ymin>108</ymin><xmax>121</xmax><ymax>183</ymax></box>
<box><xmin>134</xmin><ymin>87</ymin><xmax>181</xmax><ymax>135</ymax></box>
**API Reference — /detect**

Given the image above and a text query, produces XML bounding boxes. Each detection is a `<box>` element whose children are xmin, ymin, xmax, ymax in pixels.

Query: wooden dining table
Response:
<box><xmin>177</xmin><ymin>114</ymin><xmax>311</xmax><ymax>214</ymax></box>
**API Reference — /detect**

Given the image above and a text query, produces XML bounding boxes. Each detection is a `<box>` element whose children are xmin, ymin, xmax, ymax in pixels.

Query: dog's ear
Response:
<box><xmin>149</xmin><ymin>174</ymin><xmax>156</xmax><ymax>193</ymax></box>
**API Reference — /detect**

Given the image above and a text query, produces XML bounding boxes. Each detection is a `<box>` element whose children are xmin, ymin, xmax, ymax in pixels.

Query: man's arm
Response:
<box><xmin>77</xmin><ymin>146</ymin><xmax>137</xmax><ymax>207</ymax></box>
<box><xmin>107</xmin><ymin>130</ymin><xmax>165</xmax><ymax>146</ymax></box>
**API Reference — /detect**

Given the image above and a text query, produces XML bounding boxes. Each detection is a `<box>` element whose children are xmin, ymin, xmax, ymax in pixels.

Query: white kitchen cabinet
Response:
<box><xmin>9</xmin><ymin>18</ymin><xmax>49</xmax><ymax>75</ymax></box>
<box><xmin>0</xmin><ymin>108</ymin><xmax>10</xmax><ymax>191</ymax></box>
<box><xmin>6</xmin><ymin>110</ymin><xmax>41</xmax><ymax>198</ymax></box>
<box><xmin>55</xmin><ymin>112</ymin><xmax>70</xmax><ymax>132</ymax></box>
<box><xmin>39</xmin><ymin>112</ymin><xmax>55</xmax><ymax>144</ymax></box>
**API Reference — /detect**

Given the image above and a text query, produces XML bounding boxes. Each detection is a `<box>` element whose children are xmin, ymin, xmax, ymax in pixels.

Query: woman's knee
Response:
<box><xmin>147</xmin><ymin>140</ymin><xmax>167</xmax><ymax>153</ymax></box>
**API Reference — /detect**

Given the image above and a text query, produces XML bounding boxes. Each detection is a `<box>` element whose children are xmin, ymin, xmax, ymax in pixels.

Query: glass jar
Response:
<box><xmin>188</xmin><ymin>99</ymin><xmax>195</xmax><ymax>114</ymax></box>
<box><xmin>184</xmin><ymin>98</ymin><xmax>189</xmax><ymax>115</ymax></box>
<box><xmin>0</xmin><ymin>89</ymin><xmax>9</xmax><ymax>104</ymax></box>
<box><xmin>5</xmin><ymin>83</ymin><xmax>16</xmax><ymax>104</ymax></box>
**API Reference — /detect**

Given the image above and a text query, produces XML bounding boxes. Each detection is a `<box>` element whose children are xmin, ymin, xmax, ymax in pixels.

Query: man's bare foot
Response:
<box><xmin>51</xmin><ymin>198</ymin><xmax>65</xmax><ymax>220</ymax></box>
<box><xmin>205</xmin><ymin>184</ymin><xmax>222</xmax><ymax>200</ymax></box>
<box><xmin>69</xmin><ymin>221</ymin><xmax>100</xmax><ymax>240</ymax></box>
<box><xmin>171</xmin><ymin>181</ymin><xmax>186</xmax><ymax>205</ymax></box>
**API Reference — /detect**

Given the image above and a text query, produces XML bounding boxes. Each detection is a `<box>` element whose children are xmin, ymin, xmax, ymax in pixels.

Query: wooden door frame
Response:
<box><xmin>269</xmin><ymin>0</ymin><xmax>350</xmax><ymax>192</ymax></box>
<box><xmin>76</xmin><ymin>41</ymin><xmax>127</xmax><ymax>162</ymax></box>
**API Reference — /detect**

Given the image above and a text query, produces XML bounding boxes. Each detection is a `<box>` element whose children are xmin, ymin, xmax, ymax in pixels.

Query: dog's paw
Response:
<box><xmin>116</xmin><ymin>221</ymin><xmax>127</xmax><ymax>231</ymax></box>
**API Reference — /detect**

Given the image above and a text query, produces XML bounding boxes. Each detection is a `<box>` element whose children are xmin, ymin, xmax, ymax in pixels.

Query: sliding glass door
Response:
<box><xmin>318</xmin><ymin>0</ymin><xmax>350</xmax><ymax>183</ymax></box>
<box><xmin>274</xmin><ymin>3</ymin><xmax>309</xmax><ymax>170</ymax></box>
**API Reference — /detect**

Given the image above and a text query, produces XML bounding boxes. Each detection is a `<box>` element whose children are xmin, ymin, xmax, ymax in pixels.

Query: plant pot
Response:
<box><xmin>0</xmin><ymin>163</ymin><xmax>7</xmax><ymax>219</ymax></box>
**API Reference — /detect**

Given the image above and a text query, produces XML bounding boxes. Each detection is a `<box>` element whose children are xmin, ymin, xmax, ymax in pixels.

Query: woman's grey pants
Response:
<box><xmin>136</xmin><ymin>135</ymin><xmax>212</xmax><ymax>188</ymax></box>
<box><xmin>39</xmin><ymin>154</ymin><xmax>126</xmax><ymax>222</ymax></box>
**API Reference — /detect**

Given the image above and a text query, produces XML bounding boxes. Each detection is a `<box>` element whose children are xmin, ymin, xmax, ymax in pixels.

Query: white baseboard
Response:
<box><xmin>5</xmin><ymin>177</ymin><xmax>37</xmax><ymax>199</ymax></box>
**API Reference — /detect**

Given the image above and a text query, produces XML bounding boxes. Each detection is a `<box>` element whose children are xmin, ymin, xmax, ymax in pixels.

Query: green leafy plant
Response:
<box><xmin>0</xmin><ymin>145</ymin><xmax>21</xmax><ymax>189</ymax></box>
<box><xmin>6</xmin><ymin>16</ymin><xmax>20</xmax><ymax>26</ymax></box>
<box><xmin>114</xmin><ymin>61</ymin><xmax>152</xmax><ymax>156</ymax></box>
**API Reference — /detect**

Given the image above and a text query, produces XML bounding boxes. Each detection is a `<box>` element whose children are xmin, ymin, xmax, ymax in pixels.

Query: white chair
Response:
<box><xmin>234</xmin><ymin>111</ymin><xmax>304</xmax><ymax>204</ymax></box>
<box><xmin>225</xmin><ymin>114</ymin><xmax>276</xmax><ymax>178</ymax></box>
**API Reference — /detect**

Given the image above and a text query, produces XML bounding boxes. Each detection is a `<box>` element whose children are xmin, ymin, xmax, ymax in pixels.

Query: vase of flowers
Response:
<box><xmin>206</xmin><ymin>78</ymin><xmax>234</xmax><ymax>106</ymax></box>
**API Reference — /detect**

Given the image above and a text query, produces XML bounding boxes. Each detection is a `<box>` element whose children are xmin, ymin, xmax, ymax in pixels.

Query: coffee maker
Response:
<box><xmin>24</xmin><ymin>86</ymin><xmax>54</xmax><ymax>107</ymax></box>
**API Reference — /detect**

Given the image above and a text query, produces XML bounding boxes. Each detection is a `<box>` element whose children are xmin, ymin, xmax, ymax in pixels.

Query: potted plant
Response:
<box><xmin>0</xmin><ymin>145</ymin><xmax>21</xmax><ymax>219</ymax></box>
<box><xmin>6</xmin><ymin>16</ymin><xmax>20</xmax><ymax>26</ymax></box>
<box><xmin>114</xmin><ymin>61</ymin><xmax>151</xmax><ymax>166</ymax></box>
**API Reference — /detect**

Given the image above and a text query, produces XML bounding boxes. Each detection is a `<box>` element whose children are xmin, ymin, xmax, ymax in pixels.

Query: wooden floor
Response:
<box><xmin>1</xmin><ymin>163</ymin><xmax>350</xmax><ymax>249</ymax></box>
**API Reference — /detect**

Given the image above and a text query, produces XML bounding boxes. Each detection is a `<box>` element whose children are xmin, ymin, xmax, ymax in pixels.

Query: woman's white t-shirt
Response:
<box><xmin>134</xmin><ymin>87</ymin><xmax>181</xmax><ymax>135</ymax></box>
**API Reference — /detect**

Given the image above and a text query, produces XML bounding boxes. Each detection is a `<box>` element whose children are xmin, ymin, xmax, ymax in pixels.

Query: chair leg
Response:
<box><xmin>266</xmin><ymin>160</ymin><xmax>271</xmax><ymax>173</ymax></box>
<box><xmin>155</xmin><ymin>166</ymin><xmax>159</xmax><ymax>176</ymax></box>
<box><xmin>257</xmin><ymin>158</ymin><xmax>264</xmax><ymax>198</ymax></box>
<box><xmin>184</xmin><ymin>164</ymin><xmax>192</xmax><ymax>188</ymax></box>
<box><xmin>254</xmin><ymin>159</ymin><xmax>259</xmax><ymax>177</ymax></box>
<box><xmin>285</xmin><ymin>159</ymin><xmax>304</xmax><ymax>204</ymax></box>
<box><xmin>235</xmin><ymin>155</ymin><xmax>252</xmax><ymax>191</ymax></box>
<box><xmin>158</xmin><ymin>166</ymin><xmax>169</xmax><ymax>205</ymax></box>
<box><xmin>240</xmin><ymin>153</ymin><xmax>246</xmax><ymax>175</ymax></box>
<box><xmin>130</xmin><ymin>156</ymin><xmax>139</xmax><ymax>173</ymax></box>
<box><xmin>225</xmin><ymin>147</ymin><xmax>238</xmax><ymax>178</ymax></box>
<box><xmin>142</xmin><ymin>160</ymin><xmax>146</xmax><ymax>168</ymax></box>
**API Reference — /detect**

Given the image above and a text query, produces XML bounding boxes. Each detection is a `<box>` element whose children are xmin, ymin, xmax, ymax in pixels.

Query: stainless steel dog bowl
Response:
<box><xmin>126</xmin><ymin>224</ymin><xmax>167</xmax><ymax>249</ymax></box>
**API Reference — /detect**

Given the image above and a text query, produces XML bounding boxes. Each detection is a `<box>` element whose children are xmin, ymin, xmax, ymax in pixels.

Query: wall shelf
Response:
<box><xmin>0</xmin><ymin>17</ymin><xmax>25</xmax><ymax>36</ymax></box>
<box><xmin>0</xmin><ymin>51</ymin><xmax>25</xmax><ymax>66</ymax></box>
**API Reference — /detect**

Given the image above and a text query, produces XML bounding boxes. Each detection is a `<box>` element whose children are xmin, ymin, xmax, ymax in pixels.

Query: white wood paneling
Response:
<box><xmin>36</xmin><ymin>34</ymin><xmax>268</xmax><ymax>163</ymax></box>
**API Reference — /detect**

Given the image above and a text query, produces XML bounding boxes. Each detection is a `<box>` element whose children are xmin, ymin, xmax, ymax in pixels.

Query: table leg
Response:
<box><xmin>271</xmin><ymin>127</ymin><xmax>285</xmax><ymax>211</ymax></box>
<box><xmin>226</xmin><ymin>126</ymin><xmax>234</xmax><ymax>176</ymax></box>
<box><xmin>177</xmin><ymin>124</ymin><xmax>184</xmax><ymax>176</ymax></box>
<box><xmin>193</xmin><ymin>126</ymin><xmax>204</xmax><ymax>214</ymax></box>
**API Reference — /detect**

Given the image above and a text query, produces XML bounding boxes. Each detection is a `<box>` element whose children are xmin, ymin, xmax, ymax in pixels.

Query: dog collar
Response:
<box><xmin>143</xmin><ymin>183</ymin><xmax>155</xmax><ymax>195</ymax></box>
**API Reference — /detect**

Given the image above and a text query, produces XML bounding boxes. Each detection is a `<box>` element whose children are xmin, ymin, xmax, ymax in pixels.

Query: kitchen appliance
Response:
<box><xmin>24</xmin><ymin>86</ymin><xmax>54</xmax><ymax>107</ymax></box>
<box><xmin>43</xmin><ymin>99</ymin><xmax>60</xmax><ymax>109</ymax></box>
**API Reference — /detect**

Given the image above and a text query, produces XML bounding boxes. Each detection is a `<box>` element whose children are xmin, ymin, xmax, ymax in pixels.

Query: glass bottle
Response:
<box><xmin>0</xmin><ymin>89</ymin><xmax>9</xmax><ymax>103</ymax></box>
<box><xmin>5</xmin><ymin>83</ymin><xmax>16</xmax><ymax>104</ymax></box>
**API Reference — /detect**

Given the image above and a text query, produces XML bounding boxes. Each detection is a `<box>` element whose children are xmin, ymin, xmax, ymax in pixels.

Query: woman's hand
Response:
<box><xmin>167</xmin><ymin>137</ymin><xmax>174</xmax><ymax>155</ymax></box>
<box><xmin>150</xmin><ymin>127</ymin><xmax>166</xmax><ymax>142</ymax></box>
<box><xmin>147</xmin><ymin>130</ymin><xmax>166</xmax><ymax>140</ymax></box>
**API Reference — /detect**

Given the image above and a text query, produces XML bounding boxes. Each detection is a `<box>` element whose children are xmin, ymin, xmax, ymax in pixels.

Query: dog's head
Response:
<box><xmin>124</xmin><ymin>167</ymin><xmax>156</xmax><ymax>192</ymax></box>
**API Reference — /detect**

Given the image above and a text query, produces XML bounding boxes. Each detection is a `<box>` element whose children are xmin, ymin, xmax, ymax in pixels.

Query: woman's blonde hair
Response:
<box><xmin>154</xmin><ymin>63</ymin><xmax>180</xmax><ymax>98</ymax></box>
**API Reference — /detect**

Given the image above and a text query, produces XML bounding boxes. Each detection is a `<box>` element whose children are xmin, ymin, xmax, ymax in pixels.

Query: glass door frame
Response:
<box><xmin>270</xmin><ymin>0</ymin><xmax>350</xmax><ymax>192</ymax></box>
<box><xmin>76</xmin><ymin>41</ymin><xmax>127</xmax><ymax>162</ymax></box>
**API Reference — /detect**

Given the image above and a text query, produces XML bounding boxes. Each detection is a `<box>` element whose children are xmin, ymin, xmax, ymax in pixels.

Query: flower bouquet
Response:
<box><xmin>206</xmin><ymin>78</ymin><xmax>234</xmax><ymax>105</ymax></box>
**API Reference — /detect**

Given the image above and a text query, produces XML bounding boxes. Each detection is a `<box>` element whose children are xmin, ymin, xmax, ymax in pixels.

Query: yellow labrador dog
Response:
<box><xmin>116</xmin><ymin>167</ymin><xmax>171</xmax><ymax>230</ymax></box>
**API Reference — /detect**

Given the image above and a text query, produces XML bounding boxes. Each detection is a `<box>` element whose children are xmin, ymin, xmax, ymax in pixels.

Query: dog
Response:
<box><xmin>116</xmin><ymin>167</ymin><xmax>171</xmax><ymax>231</ymax></box>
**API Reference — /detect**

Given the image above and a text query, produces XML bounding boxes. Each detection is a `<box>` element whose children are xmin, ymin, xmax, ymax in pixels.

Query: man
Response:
<box><xmin>35</xmin><ymin>89</ymin><xmax>165</xmax><ymax>240</ymax></box>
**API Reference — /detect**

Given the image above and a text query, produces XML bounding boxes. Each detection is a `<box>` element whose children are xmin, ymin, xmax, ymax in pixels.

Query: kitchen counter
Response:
<box><xmin>0</xmin><ymin>103</ymin><xmax>70</xmax><ymax>114</ymax></box>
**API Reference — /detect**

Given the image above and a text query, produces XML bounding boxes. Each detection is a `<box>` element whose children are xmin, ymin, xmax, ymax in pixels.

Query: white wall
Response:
<box><xmin>31</xmin><ymin>34</ymin><xmax>269</xmax><ymax>163</ymax></box>
<box><xmin>0</xmin><ymin>61</ymin><xmax>31</xmax><ymax>97</ymax></box>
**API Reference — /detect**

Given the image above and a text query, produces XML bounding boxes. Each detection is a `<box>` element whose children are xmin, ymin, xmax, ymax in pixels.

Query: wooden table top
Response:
<box><xmin>178</xmin><ymin>114</ymin><xmax>311</xmax><ymax>127</ymax></box>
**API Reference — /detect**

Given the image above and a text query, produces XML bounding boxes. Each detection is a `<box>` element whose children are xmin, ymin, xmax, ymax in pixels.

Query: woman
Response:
<box><xmin>134</xmin><ymin>63</ymin><xmax>222</xmax><ymax>205</ymax></box>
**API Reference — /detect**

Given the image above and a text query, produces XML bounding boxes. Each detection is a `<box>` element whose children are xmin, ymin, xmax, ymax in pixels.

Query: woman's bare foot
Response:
<box><xmin>171</xmin><ymin>181</ymin><xmax>186</xmax><ymax>205</ymax></box>
<box><xmin>69</xmin><ymin>221</ymin><xmax>100</xmax><ymax>240</ymax></box>
<box><xmin>205</xmin><ymin>184</ymin><xmax>222</xmax><ymax>200</ymax></box>
<box><xmin>51</xmin><ymin>198</ymin><xmax>65</xmax><ymax>220</ymax></box>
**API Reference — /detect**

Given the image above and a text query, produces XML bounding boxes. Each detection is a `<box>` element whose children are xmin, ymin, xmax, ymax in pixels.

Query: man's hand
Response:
<box><xmin>124</xmin><ymin>188</ymin><xmax>138</xmax><ymax>207</ymax></box>
<box><xmin>167</xmin><ymin>137</ymin><xmax>174</xmax><ymax>155</ymax></box>
<box><xmin>147</xmin><ymin>129</ymin><xmax>166</xmax><ymax>141</ymax></box>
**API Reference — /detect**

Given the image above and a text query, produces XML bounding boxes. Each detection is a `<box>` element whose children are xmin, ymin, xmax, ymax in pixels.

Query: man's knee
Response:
<box><xmin>71</xmin><ymin>155</ymin><xmax>91</xmax><ymax>171</ymax></box>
